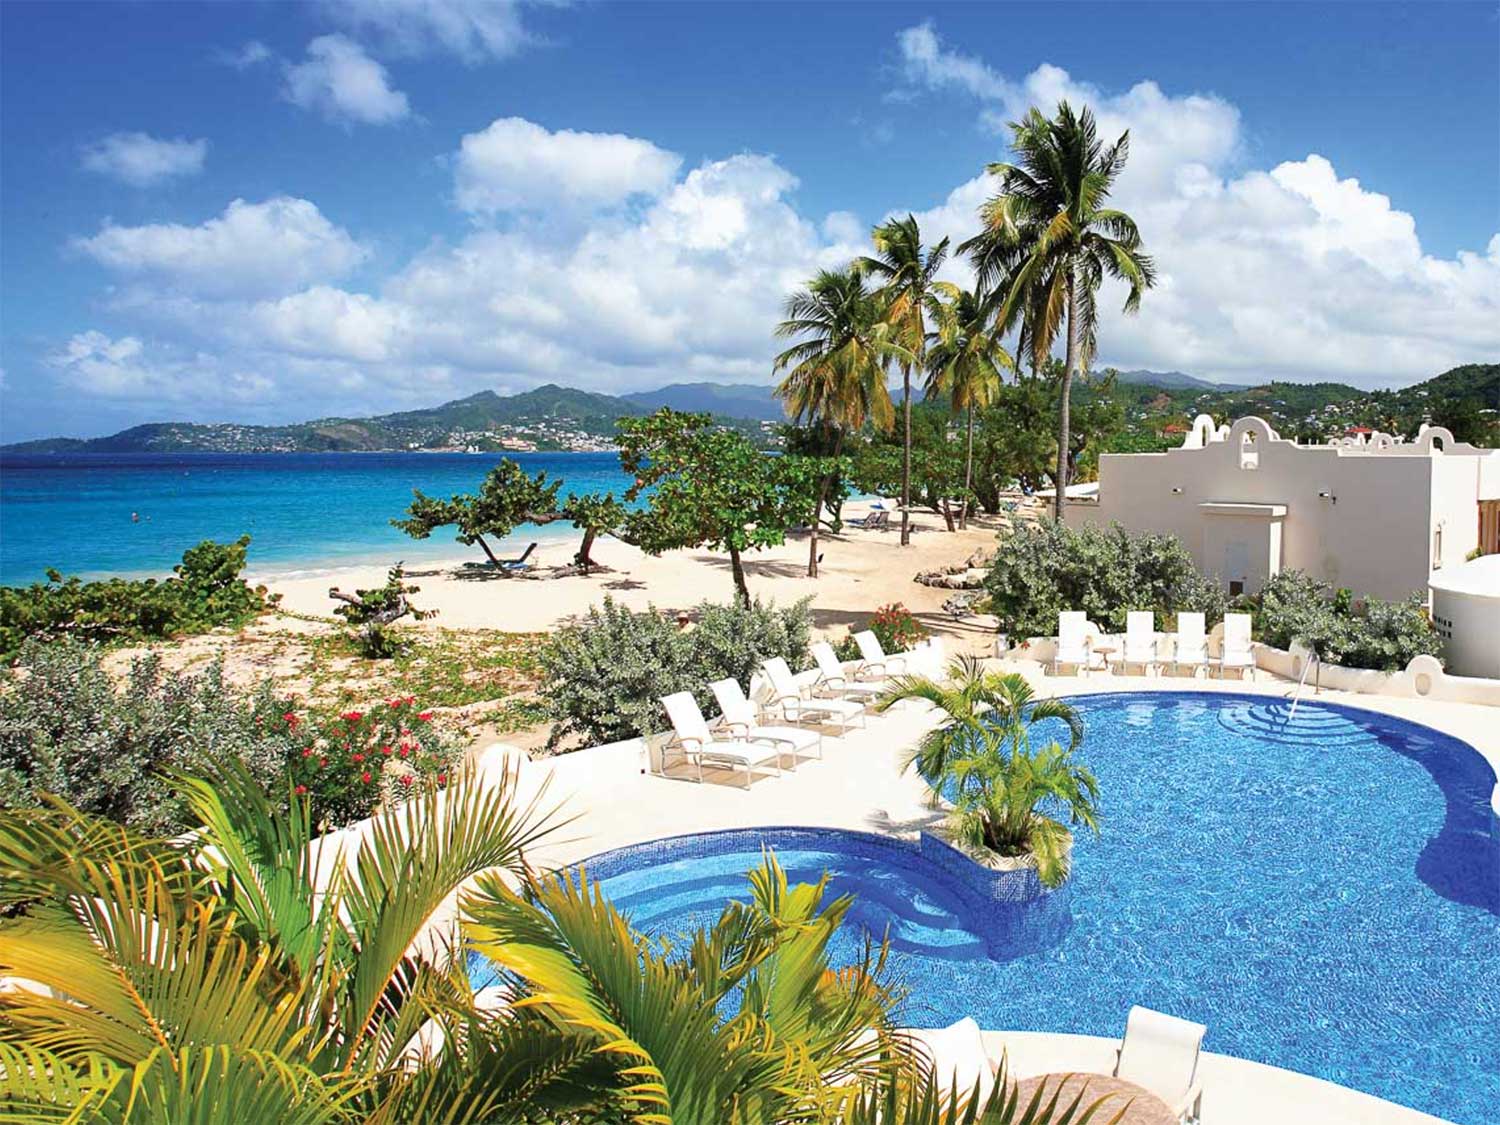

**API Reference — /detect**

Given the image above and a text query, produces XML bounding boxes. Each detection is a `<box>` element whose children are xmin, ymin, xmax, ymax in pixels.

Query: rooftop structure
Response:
<box><xmin>1066</xmin><ymin>415</ymin><xmax>1500</xmax><ymax>600</ymax></box>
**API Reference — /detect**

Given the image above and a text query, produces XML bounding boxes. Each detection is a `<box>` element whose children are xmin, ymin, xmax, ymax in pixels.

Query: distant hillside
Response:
<box><xmin>1114</xmin><ymin>368</ymin><xmax>1249</xmax><ymax>391</ymax></box>
<box><xmin>622</xmin><ymin>381</ymin><xmax>788</xmax><ymax>421</ymax></box>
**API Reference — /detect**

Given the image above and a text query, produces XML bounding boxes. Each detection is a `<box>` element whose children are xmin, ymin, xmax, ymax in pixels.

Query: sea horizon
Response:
<box><xmin>0</xmin><ymin>450</ymin><xmax>634</xmax><ymax>584</ymax></box>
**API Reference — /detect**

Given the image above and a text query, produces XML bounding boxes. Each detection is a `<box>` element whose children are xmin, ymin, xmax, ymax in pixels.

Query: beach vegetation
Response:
<box><xmin>282</xmin><ymin>695</ymin><xmax>466</xmax><ymax>828</ymax></box>
<box><xmin>617</xmin><ymin>408</ymin><xmax>825</xmax><ymax>604</ymax></box>
<box><xmin>1252</xmin><ymin>570</ymin><xmax>1442</xmax><ymax>671</ymax></box>
<box><xmin>0</xmin><ymin>536</ymin><xmax>268</xmax><ymax>658</ymax></box>
<box><xmin>879</xmin><ymin>659</ymin><xmax>1098</xmax><ymax>888</ymax></box>
<box><xmin>329</xmin><ymin>562</ymin><xmax>436</xmax><ymax>658</ymax></box>
<box><xmin>850</xmin><ymin>402</ymin><xmax>971</xmax><ymax>529</ymax></box>
<box><xmin>540</xmin><ymin>595</ymin><xmax>812</xmax><ymax>748</ymax></box>
<box><xmin>559</xmin><ymin>490</ymin><xmax>626</xmax><ymax>574</ymax></box>
<box><xmin>984</xmin><ymin>521</ymin><xmax>1226</xmax><ymax>638</ymax></box>
<box><xmin>857</xmin><ymin>215</ymin><xmax>949</xmax><ymax>547</ymax></box>
<box><xmin>0</xmin><ymin>639</ymin><xmax>293</xmax><ymax>836</ymax></box>
<box><xmin>835</xmin><ymin>602</ymin><xmax>928</xmax><ymax>663</ymax></box>
<box><xmin>0</xmin><ymin>767</ymin><xmax>1095</xmax><ymax>1122</ymax></box>
<box><xmin>774</xmin><ymin>265</ymin><xmax>901</xmax><ymax>576</ymax></box>
<box><xmin>393</xmin><ymin>458</ymin><xmax>565</xmax><ymax>568</ymax></box>
<box><xmin>961</xmin><ymin>101</ymin><xmax>1155</xmax><ymax>521</ymax></box>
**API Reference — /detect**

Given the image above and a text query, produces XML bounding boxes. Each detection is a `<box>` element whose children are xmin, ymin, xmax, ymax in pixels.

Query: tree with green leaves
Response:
<box><xmin>878</xmin><ymin>658</ymin><xmax>1098</xmax><ymax>888</ymax></box>
<box><xmin>850</xmin><ymin>403</ymin><xmax>970</xmax><ymax>531</ymax></box>
<box><xmin>858</xmin><ymin>215</ymin><xmax>949</xmax><ymax>547</ymax></box>
<box><xmin>774</xmin><ymin>266</ymin><xmax>900</xmax><ymax>576</ymax></box>
<box><xmin>559</xmin><ymin>492</ymin><xmax>626</xmax><ymax>574</ymax></box>
<box><xmin>393</xmin><ymin>458</ymin><xmax>562</xmax><ymax>567</ymax></box>
<box><xmin>617</xmin><ymin>409</ymin><xmax>824</xmax><ymax>605</ymax></box>
<box><xmin>925</xmin><ymin>284</ymin><xmax>1014</xmax><ymax>528</ymax></box>
<box><xmin>328</xmin><ymin>562</ymin><xmax>436</xmax><ymax>658</ymax></box>
<box><xmin>961</xmin><ymin>102</ymin><xmax>1155</xmax><ymax>521</ymax></box>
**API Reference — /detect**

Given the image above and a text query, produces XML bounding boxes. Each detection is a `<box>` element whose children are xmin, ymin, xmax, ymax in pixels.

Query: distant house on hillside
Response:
<box><xmin>1065</xmin><ymin>414</ymin><xmax>1500</xmax><ymax>601</ymax></box>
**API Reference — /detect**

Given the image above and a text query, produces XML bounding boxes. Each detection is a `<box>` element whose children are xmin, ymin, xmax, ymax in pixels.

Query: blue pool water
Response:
<box><xmin>0</xmin><ymin>450</ymin><xmax>636</xmax><ymax>582</ymax></box>
<box><xmin>479</xmin><ymin>693</ymin><xmax>1500</xmax><ymax>1124</ymax></box>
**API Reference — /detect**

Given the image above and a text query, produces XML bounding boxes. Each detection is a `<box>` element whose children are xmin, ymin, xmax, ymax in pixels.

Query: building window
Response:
<box><xmin>1432</xmin><ymin>525</ymin><xmax>1443</xmax><ymax>569</ymax></box>
<box><xmin>1228</xmin><ymin>579</ymin><xmax>1245</xmax><ymax>597</ymax></box>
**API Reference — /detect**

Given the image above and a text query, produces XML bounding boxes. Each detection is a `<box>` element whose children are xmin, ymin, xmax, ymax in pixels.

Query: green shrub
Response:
<box><xmin>1254</xmin><ymin>570</ymin><xmax>1441</xmax><ymax>671</ymax></box>
<box><xmin>984</xmin><ymin>522</ymin><xmax>1226</xmax><ymax>638</ymax></box>
<box><xmin>329</xmin><ymin>563</ymin><xmax>437</xmax><ymax>659</ymax></box>
<box><xmin>283</xmin><ymin>697</ymin><xmax>465</xmax><ymax>829</ymax></box>
<box><xmin>540</xmin><ymin>596</ymin><xmax>812</xmax><ymax>749</ymax></box>
<box><xmin>0</xmin><ymin>639</ymin><xmax>294</xmax><ymax>836</ymax></box>
<box><xmin>834</xmin><ymin>603</ymin><xmax>928</xmax><ymax>662</ymax></box>
<box><xmin>0</xmin><ymin>536</ymin><xmax>268</xmax><ymax>658</ymax></box>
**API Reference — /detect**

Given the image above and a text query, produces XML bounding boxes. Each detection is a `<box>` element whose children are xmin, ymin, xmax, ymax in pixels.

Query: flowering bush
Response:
<box><xmin>283</xmin><ymin>696</ymin><xmax>464</xmax><ymax>827</ymax></box>
<box><xmin>834</xmin><ymin>603</ymin><xmax>928</xmax><ymax>663</ymax></box>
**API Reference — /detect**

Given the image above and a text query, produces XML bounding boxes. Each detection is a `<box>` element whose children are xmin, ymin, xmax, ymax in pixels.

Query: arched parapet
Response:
<box><xmin>1227</xmin><ymin>415</ymin><xmax>1280</xmax><ymax>444</ymax></box>
<box><xmin>1414</xmin><ymin>424</ymin><xmax>1457</xmax><ymax>454</ymax></box>
<box><xmin>1183</xmin><ymin>413</ymin><xmax>1219</xmax><ymax>449</ymax></box>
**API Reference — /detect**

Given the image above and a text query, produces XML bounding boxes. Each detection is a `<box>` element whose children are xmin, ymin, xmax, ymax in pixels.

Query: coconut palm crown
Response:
<box><xmin>960</xmin><ymin>101</ymin><xmax>1155</xmax><ymax>521</ymax></box>
<box><xmin>877</xmin><ymin>658</ymin><xmax>1099</xmax><ymax>888</ymax></box>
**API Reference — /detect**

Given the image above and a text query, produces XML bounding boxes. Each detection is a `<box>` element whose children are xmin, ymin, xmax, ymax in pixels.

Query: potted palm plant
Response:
<box><xmin>877</xmin><ymin>656</ymin><xmax>1099</xmax><ymax>888</ymax></box>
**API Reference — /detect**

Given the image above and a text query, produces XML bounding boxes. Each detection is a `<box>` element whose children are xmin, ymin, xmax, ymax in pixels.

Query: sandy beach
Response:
<box><xmin>258</xmin><ymin>500</ymin><xmax>1015</xmax><ymax>649</ymax></box>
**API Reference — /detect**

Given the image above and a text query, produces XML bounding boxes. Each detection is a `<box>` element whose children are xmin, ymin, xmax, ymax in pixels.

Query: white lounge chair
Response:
<box><xmin>1113</xmin><ymin>1005</ymin><xmax>1206</xmax><ymax>1124</ymax></box>
<box><xmin>811</xmin><ymin>642</ymin><xmax>885</xmax><ymax>701</ymax></box>
<box><xmin>708</xmin><ymin>678</ymin><xmax>823</xmax><ymax>762</ymax></box>
<box><xmin>659</xmin><ymin>691</ymin><xmax>784</xmax><ymax>789</ymax></box>
<box><xmin>1115</xmin><ymin>611</ymin><xmax>1159</xmax><ymax>676</ymax></box>
<box><xmin>1170</xmin><ymin>612</ymin><xmax>1209</xmax><ymax>677</ymax></box>
<box><xmin>761</xmin><ymin>657</ymin><xmax>865</xmax><ymax>733</ymax></box>
<box><xmin>1217</xmin><ymin>612</ymin><xmax>1255</xmax><ymax>680</ymax></box>
<box><xmin>853</xmin><ymin>630</ymin><xmax>912</xmax><ymax>680</ymax></box>
<box><xmin>902</xmin><ymin>1017</ymin><xmax>996</xmax><ymax>1105</ymax></box>
<box><xmin>1052</xmin><ymin>611</ymin><xmax>1103</xmax><ymax>676</ymax></box>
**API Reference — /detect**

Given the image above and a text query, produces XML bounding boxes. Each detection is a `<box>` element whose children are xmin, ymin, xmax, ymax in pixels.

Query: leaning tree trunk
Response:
<box><xmin>962</xmin><ymin>406</ymin><xmax>974</xmax><ymax>530</ymax></box>
<box><xmin>900</xmin><ymin>368</ymin><xmax>913</xmax><ymax>546</ymax></box>
<box><xmin>1055</xmin><ymin>267</ymin><xmax>1079</xmax><ymax>523</ymax></box>
<box><xmin>474</xmin><ymin>535</ymin><xmax>502</xmax><ymax>566</ymax></box>
<box><xmin>576</xmin><ymin>527</ymin><xmax>597</xmax><ymax>575</ymax></box>
<box><xmin>728</xmin><ymin>543</ymin><xmax>750</xmax><ymax>606</ymax></box>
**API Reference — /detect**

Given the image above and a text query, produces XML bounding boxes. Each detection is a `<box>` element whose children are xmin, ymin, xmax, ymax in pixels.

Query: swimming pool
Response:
<box><xmin>477</xmin><ymin>693</ymin><xmax>1500</xmax><ymax>1123</ymax></box>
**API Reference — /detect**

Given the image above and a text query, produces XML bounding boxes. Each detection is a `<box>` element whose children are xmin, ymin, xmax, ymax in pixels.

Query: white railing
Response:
<box><xmin>1286</xmin><ymin>649</ymin><xmax>1321</xmax><ymax>721</ymax></box>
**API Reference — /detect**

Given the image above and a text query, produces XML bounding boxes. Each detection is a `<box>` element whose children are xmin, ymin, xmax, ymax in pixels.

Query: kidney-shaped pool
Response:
<box><xmin>474</xmin><ymin>693</ymin><xmax>1500</xmax><ymax>1123</ymax></box>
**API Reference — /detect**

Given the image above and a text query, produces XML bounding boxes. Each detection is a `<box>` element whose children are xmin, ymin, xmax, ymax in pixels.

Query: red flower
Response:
<box><xmin>352</xmin><ymin>752</ymin><xmax>365</xmax><ymax>763</ymax></box>
<box><xmin>361</xmin><ymin>771</ymin><xmax>372</xmax><ymax>784</ymax></box>
<box><xmin>398</xmin><ymin>746</ymin><xmax>409</xmax><ymax>758</ymax></box>
<box><xmin>301</xmin><ymin>747</ymin><xmax>314</xmax><ymax>758</ymax></box>
<box><xmin>416</xmin><ymin>711</ymin><xmax>433</xmax><ymax>722</ymax></box>
<box><xmin>318</xmin><ymin>756</ymin><xmax>327</xmax><ymax>767</ymax></box>
<box><xmin>436</xmin><ymin>773</ymin><xmax>447</xmax><ymax>785</ymax></box>
<box><xmin>381</xmin><ymin>745</ymin><xmax>393</xmax><ymax>756</ymax></box>
<box><xmin>293</xmin><ymin>784</ymin><xmax>307</xmax><ymax>795</ymax></box>
<box><xmin>342</xmin><ymin>711</ymin><xmax>363</xmax><ymax>723</ymax></box>
<box><xmin>399</xmin><ymin>775</ymin><xmax>413</xmax><ymax>787</ymax></box>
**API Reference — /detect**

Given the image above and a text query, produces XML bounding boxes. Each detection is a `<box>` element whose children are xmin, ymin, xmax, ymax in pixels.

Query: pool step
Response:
<box><xmin>1215</xmin><ymin>702</ymin><xmax>1376</xmax><ymax>748</ymax></box>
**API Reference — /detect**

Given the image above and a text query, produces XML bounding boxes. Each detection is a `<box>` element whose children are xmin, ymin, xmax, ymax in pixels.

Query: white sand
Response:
<box><xmin>259</xmin><ymin>501</ymin><xmax>1012</xmax><ymax>648</ymax></box>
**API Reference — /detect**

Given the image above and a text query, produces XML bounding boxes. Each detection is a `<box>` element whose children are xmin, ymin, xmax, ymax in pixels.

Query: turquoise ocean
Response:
<box><xmin>0</xmin><ymin>451</ymin><xmax>634</xmax><ymax>583</ymax></box>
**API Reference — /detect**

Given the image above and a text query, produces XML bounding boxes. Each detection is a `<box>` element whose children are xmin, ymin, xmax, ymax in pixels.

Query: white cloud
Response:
<box><xmin>221</xmin><ymin>40</ymin><xmax>272</xmax><ymax>69</ymax></box>
<box><xmin>73</xmin><ymin>197</ymin><xmax>368</xmax><ymax>299</ymax></box>
<box><xmin>317</xmin><ymin>0</ymin><xmax>540</xmax><ymax>62</ymax></box>
<box><xmin>46</xmin><ymin>331</ymin><xmax>274</xmax><ymax>403</ymax></box>
<box><xmin>454</xmin><ymin>117</ymin><xmax>682</xmax><ymax>214</ymax></box>
<box><xmin>892</xmin><ymin>24</ymin><xmax>1498</xmax><ymax>385</ymax></box>
<box><xmin>284</xmin><ymin>34</ymin><xmax>411</xmax><ymax>125</ymax></box>
<box><xmin>79</xmin><ymin>133</ymin><xmax>208</xmax><ymax>187</ymax></box>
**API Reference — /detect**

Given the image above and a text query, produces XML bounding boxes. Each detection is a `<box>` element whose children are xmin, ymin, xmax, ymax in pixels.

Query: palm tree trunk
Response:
<box><xmin>962</xmin><ymin>406</ymin><xmax>974</xmax><ymax>530</ymax></box>
<box><xmin>900</xmin><ymin>368</ymin><xmax>912</xmax><ymax>546</ymax></box>
<box><xmin>1055</xmin><ymin>266</ymin><xmax>1079</xmax><ymax>522</ymax></box>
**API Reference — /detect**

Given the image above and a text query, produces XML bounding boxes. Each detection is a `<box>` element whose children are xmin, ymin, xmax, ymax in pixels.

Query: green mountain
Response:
<box><xmin>621</xmin><ymin>381</ymin><xmax>788</xmax><ymax>421</ymax></box>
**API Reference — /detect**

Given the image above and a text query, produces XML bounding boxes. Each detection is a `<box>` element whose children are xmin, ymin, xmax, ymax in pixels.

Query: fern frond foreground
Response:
<box><xmin>1</xmin><ymin>766</ymin><xmax>1101</xmax><ymax>1123</ymax></box>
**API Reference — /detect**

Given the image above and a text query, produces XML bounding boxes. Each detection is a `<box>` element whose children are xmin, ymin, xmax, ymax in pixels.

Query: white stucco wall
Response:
<box><xmin>1067</xmin><ymin>417</ymin><xmax>1499</xmax><ymax>601</ymax></box>
<box><xmin>1430</xmin><ymin>556</ymin><xmax>1500</xmax><ymax>678</ymax></box>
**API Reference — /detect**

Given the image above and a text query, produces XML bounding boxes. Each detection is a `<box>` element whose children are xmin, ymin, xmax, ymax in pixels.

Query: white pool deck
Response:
<box><xmin>493</xmin><ymin>662</ymin><xmax>1497</xmax><ymax>1125</ymax></box>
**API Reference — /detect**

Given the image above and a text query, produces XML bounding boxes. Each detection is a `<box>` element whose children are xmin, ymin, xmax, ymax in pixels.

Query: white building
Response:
<box><xmin>1429</xmin><ymin>555</ymin><xmax>1500</xmax><ymax>678</ymax></box>
<box><xmin>1065</xmin><ymin>415</ymin><xmax>1500</xmax><ymax>601</ymax></box>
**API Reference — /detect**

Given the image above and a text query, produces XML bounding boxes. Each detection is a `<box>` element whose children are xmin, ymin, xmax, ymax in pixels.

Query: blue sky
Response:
<box><xmin>1</xmin><ymin>0</ymin><xmax>1496</xmax><ymax>442</ymax></box>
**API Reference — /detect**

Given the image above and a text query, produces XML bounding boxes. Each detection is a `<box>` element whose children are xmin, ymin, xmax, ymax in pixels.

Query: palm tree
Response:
<box><xmin>775</xmin><ymin>267</ymin><xmax>900</xmax><ymax>577</ymax></box>
<box><xmin>0</xmin><ymin>763</ymin><xmax>1111</xmax><ymax>1121</ymax></box>
<box><xmin>960</xmin><ymin>102</ymin><xmax>1155</xmax><ymax>521</ymax></box>
<box><xmin>877</xmin><ymin>658</ymin><xmax>1098</xmax><ymax>888</ymax></box>
<box><xmin>925</xmin><ymin>283</ymin><xmax>1014</xmax><ymax>528</ymax></box>
<box><xmin>858</xmin><ymin>215</ymin><xmax>949</xmax><ymax>547</ymax></box>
